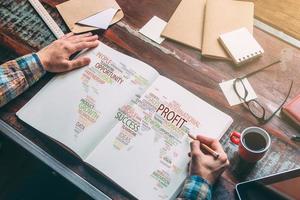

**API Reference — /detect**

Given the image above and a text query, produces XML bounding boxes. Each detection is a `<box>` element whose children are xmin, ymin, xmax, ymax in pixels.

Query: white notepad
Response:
<box><xmin>219</xmin><ymin>27</ymin><xmax>264</xmax><ymax>65</ymax></box>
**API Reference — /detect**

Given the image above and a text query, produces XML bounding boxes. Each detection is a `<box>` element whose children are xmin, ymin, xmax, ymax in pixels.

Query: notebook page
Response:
<box><xmin>86</xmin><ymin>76</ymin><xmax>233</xmax><ymax>200</ymax></box>
<box><xmin>17</xmin><ymin>43</ymin><xmax>159</xmax><ymax>159</ymax></box>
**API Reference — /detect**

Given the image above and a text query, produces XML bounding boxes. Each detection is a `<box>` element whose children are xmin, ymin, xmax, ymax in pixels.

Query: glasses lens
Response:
<box><xmin>234</xmin><ymin>79</ymin><xmax>248</xmax><ymax>100</ymax></box>
<box><xmin>248</xmin><ymin>100</ymin><xmax>265</xmax><ymax>119</ymax></box>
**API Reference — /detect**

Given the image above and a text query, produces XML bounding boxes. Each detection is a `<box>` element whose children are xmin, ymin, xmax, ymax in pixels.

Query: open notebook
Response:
<box><xmin>17</xmin><ymin>43</ymin><xmax>233</xmax><ymax>200</ymax></box>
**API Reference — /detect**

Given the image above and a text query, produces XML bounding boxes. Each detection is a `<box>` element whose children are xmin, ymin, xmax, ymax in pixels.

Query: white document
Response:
<box><xmin>77</xmin><ymin>8</ymin><xmax>118</xmax><ymax>29</ymax></box>
<box><xmin>139</xmin><ymin>16</ymin><xmax>167</xmax><ymax>44</ymax></box>
<box><xmin>17</xmin><ymin>43</ymin><xmax>233</xmax><ymax>200</ymax></box>
<box><xmin>219</xmin><ymin>78</ymin><xmax>257</xmax><ymax>106</ymax></box>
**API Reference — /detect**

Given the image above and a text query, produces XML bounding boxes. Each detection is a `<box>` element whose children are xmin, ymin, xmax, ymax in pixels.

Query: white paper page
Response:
<box><xmin>219</xmin><ymin>78</ymin><xmax>257</xmax><ymax>106</ymax></box>
<box><xmin>17</xmin><ymin>43</ymin><xmax>159</xmax><ymax>159</ymax></box>
<box><xmin>139</xmin><ymin>16</ymin><xmax>167</xmax><ymax>44</ymax></box>
<box><xmin>86</xmin><ymin>76</ymin><xmax>233</xmax><ymax>200</ymax></box>
<box><xmin>77</xmin><ymin>8</ymin><xmax>118</xmax><ymax>29</ymax></box>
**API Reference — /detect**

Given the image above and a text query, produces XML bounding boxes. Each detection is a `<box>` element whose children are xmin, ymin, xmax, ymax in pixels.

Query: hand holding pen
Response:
<box><xmin>188</xmin><ymin>133</ymin><xmax>220</xmax><ymax>159</ymax></box>
<box><xmin>187</xmin><ymin>134</ymin><xmax>230</xmax><ymax>184</ymax></box>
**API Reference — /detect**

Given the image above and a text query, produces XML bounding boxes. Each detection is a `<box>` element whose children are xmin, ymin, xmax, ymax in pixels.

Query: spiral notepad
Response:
<box><xmin>219</xmin><ymin>27</ymin><xmax>264</xmax><ymax>65</ymax></box>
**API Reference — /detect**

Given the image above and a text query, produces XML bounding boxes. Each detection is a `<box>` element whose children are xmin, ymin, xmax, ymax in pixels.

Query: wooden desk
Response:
<box><xmin>0</xmin><ymin>0</ymin><xmax>300</xmax><ymax>199</ymax></box>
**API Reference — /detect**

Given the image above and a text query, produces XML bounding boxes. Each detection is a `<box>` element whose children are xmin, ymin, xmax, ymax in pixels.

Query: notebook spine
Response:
<box><xmin>237</xmin><ymin>49</ymin><xmax>264</xmax><ymax>64</ymax></box>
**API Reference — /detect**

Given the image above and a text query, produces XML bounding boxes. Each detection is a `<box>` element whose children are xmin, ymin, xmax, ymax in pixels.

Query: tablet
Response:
<box><xmin>236</xmin><ymin>168</ymin><xmax>300</xmax><ymax>200</ymax></box>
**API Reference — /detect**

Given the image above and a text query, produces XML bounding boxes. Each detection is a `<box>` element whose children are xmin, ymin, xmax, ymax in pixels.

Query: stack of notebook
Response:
<box><xmin>162</xmin><ymin>0</ymin><xmax>263</xmax><ymax>65</ymax></box>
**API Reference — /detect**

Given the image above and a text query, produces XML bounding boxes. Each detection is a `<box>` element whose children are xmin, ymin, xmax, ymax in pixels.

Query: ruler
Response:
<box><xmin>28</xmin><ymin>0</ymin><xmax>65</xmax><ymax>38</ymax></box>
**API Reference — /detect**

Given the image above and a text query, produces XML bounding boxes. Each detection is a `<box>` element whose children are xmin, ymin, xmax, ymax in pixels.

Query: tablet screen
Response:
<box><xmin>236</xmin><ymin>169</ymin><xmax>300</xmax><ymax>200</ymax></box>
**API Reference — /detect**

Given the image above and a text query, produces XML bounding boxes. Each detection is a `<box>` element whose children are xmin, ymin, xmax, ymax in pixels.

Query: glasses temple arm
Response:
<box><xmin>263</xmin><ymin>80</ymin><xmax>293</xmax><ymax>123</ymax></box>
<box><xmin>240</xmin><ymin>60</ymin><xmax>281</xmax><ymax>79</ymax></box>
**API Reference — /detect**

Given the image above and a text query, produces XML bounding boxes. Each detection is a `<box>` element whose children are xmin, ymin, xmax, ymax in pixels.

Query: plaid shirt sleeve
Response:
<box><xmin>178</xmin><ymin>175</ymin><xmax>212</xmax><ymax>200</ymax></box>
<box><xmin>0</xmin><ymin>53</ymin><xmax>45</xmax><ymax>107</ymax></box>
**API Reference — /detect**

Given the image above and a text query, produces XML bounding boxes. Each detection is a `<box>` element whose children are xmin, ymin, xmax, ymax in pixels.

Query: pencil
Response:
<box><xmin>188</xmin><ymin>133</ymin><xmax>220</xmax><ymax>159</ymax></box>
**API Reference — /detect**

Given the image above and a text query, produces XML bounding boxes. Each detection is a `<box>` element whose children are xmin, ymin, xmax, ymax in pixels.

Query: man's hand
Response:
<box><xmin>37</xmin><ymin>32</ymin><xmax>99</xmax><ymax>73</ymax></box>
<box><xmin>189</xmin><ymin>135</ymin><xmax>229</xmax><ymax>185</ymax></box>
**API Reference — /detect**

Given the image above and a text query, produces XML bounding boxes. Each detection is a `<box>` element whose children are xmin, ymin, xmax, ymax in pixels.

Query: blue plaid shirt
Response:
<box><xmin>0</xmin><ymin>53</ymin><xmax>45</xmax><ymax>107</ymax></box>
<box><xmin>0</xmin><ymin>54</ymin><xmax>212</xmax><ymax>199</ymax></box>
<box><xmin>178</xmin><ymin>175</ymin><xmax>212</xmax><ymax>200</ymax></box>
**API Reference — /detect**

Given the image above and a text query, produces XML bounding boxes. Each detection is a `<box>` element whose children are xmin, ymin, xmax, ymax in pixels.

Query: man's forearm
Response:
<box><xmin>0</xmin><ymin>53</ymin><xmax>45</xmax><ymax>107</ymax></box>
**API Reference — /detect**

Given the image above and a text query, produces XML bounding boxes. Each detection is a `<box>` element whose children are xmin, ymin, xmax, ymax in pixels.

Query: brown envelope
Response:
<box><xmin>161</xmin><ymin>0</ymin><xmax>206</xmax><ymax>51</ymax></box>
<box><xmin>202</xmin><ymin>0</ymin><xmax>254</xmax><ymax>60</ymax></box>
<box><xmin>56</xmin><ymin>0</ymin><xmax>124</xmax><ymax>33</ymax></box>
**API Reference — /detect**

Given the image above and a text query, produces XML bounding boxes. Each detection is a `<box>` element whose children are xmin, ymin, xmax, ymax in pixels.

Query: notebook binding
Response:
<box><xmin>238</xmin><ymin>49</ymin><xmax>264</xmax><ymax>63</ymax></box>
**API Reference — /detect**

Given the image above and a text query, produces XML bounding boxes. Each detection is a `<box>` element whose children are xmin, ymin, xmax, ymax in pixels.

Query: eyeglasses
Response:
<box><xmin>233</xmin><ymin>60</ymin><xmax>293</xmax><ymax>124</ymax></box>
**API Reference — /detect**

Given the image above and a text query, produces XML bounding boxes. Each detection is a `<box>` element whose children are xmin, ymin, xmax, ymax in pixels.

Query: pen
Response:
<box><xmin>188</xmin><ymin>133</ymin><xmax>220</xmax><ymax>159</ymax></box>
<box><xmin>291</xmin><ymin>135</ymin><xmax>300</xmax><ymax>142</ymax></box>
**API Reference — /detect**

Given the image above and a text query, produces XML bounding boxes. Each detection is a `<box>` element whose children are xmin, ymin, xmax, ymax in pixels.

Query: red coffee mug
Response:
<box><xmin>230</xmin><ymin>127</ymin><xmax>271</xmax><ymax>162</ymax></box>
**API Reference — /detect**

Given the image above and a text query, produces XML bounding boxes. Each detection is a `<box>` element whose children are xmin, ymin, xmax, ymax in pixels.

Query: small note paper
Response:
<box><xmin>219</xmin><ymin>78</ymin><xmax>257</xmax><ymax>106</ymax></box>
<box><xmin>139</xmin><ymin>16</ymin><xmax>167</xmax><ymax>44</ymax></box>
<box><xmin>77</xmin><ymin>8</ymin><xmax>118</xmax><ymax>29</ymax></box>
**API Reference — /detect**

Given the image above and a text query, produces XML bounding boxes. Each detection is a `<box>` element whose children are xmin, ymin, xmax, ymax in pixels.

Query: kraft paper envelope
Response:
<box><xmin>56</xmin><ymin>0</ymin><xmax>124</xmax><ymax>33</ymax></box>
<box><xmin>202</xmin><ymin>0</ymin><xmax>254</xmax><ymax>60</ymax></box>
<box><xmin>161</xmin><ymin>0</ymin><xmax>206</xmax><ymax>50</ymax></box>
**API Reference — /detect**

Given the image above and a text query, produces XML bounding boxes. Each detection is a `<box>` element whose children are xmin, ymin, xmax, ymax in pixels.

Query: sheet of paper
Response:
<box><xmin>77</xmin><ymin>8</ymin><xmax>118</xmax><ymax>29</ymax></box>
<box><xmin>139</xmin><ymin>16</ymin><xmax>167</xmax><ymax>44</ymax></box>
<box><xmin>219</xmin><ymin>78</ymin><xmax>257</xmax><ymax>106</ymax></box>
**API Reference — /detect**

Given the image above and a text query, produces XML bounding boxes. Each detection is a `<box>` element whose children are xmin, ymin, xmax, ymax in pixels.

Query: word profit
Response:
<box><xmin>156</xmin><ymin>104</ymin><xmax>187</xmax><ymax>128</ymax></box>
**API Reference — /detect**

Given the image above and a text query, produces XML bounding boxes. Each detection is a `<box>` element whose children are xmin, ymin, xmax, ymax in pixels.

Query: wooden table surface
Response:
<box><xmin>0</xmin><ymin>0</ymin><xmax>300</xmax><ymax>199</ymax></box>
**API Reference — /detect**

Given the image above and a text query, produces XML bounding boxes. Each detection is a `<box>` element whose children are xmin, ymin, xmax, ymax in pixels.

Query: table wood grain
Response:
<box><xmin>0</xmin><ymin>0</ymin><xmax>299</xmax><ymax>199</ymax></box>
<box><xmin>247</xmin><ymin>0</ymin><xmax>300</xmax><ymax>41</ymax></box>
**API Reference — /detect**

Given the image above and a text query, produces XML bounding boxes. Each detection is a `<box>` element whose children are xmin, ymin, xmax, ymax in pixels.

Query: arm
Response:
<box><xmin>0</xmin><ymin>54</ymin><xmax>45</xmax><ymax>107</ymax></box>
<box><xmin>178</xmin><ymin>135</ymin><xmax>229</xmax><ymax>200</ymax></box>
<box><xmin>0</xmin><ymin>32</ymin><xmax>99</xmax><ymax>107</ymax></box>
<box><xmin>178</xmin><ymin>175</ymin><xmax>212</xmax><ymax>200</ymax></box>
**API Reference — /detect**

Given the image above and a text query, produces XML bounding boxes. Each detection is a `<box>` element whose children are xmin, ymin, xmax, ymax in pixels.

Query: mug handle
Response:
<box><xmin>230</xmin><ymin>131</ymin><xmax>241</xmax><ymax>145</ymax></box>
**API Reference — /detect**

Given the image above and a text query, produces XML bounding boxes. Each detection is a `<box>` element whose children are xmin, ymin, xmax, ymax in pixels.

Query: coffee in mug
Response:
<box><xmin>230</xmin><ymin>127</ymin><xmax>271</xmax><ymax>162</ymax></box>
